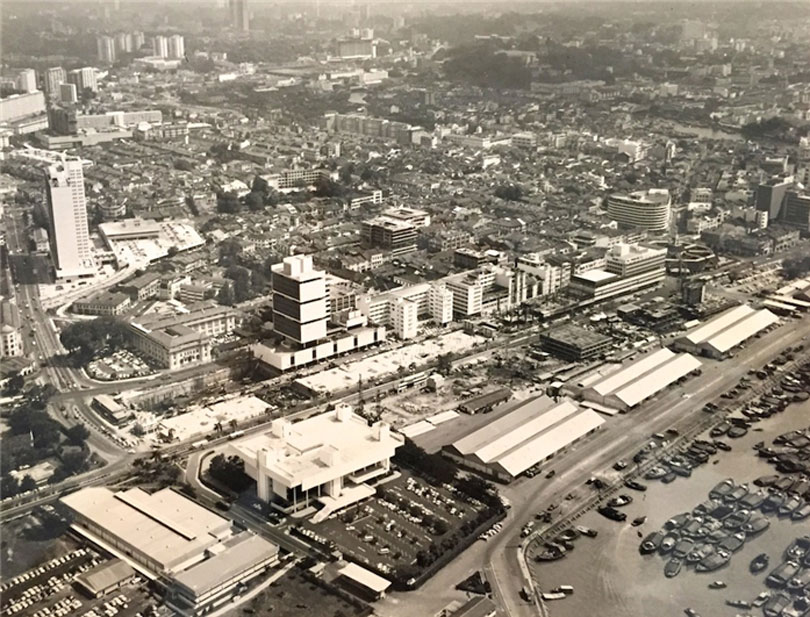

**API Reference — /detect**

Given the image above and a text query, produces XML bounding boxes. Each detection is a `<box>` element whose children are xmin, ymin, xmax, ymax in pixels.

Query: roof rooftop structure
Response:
<box><xmin>673</xmin><ymin>304</ymin><xmax>779</xmax><ymax>358</ymax></box>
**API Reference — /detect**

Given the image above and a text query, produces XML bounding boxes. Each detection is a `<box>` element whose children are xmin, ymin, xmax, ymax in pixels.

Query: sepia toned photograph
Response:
<box><xmin>1</xmin><ymin>1</ymin><xmax>810</xmax><ymax>616</ymax></box>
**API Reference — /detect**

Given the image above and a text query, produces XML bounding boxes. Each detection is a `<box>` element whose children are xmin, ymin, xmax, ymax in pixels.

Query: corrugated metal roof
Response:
<box><xmin>496</xmin><ymin>409</ymin><xmax>605</xmax><ymax>477</ymax></box>
<box><xmin>590</xmin><ymin>348</ymin><xmax>675</xmax><ymax>396</ymax></box>
<box><xmin>339</xmin><ymin>562</ymin><xmax>391</xmax><ymax>593</ymax></box>
<box><xmin>475</xmin><ymin>399</ymin><xmax>578</xmax><ymax>463</ymax></box>
<box><xmin>610</xmin><ymin>353</ymin><xmax>702</xmax><ymax>408</ymax></box>
<box><xmin>705</xmin><ymin>309</ymin><xmax>779</xmax><ymax>354</ymax></box>
<box><xmin>684</xmin><ymin>304</ymin><xmax>754</xmax><ymax>344</ymax></box>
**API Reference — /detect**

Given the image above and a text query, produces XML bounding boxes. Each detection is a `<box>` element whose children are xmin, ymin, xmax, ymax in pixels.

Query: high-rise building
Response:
<box><xmin>114</xmin><ymin>32</ymin><xmax>133</xmax><ymax>53</ymax></box>
<box><xmin>132</xmin><ymin>31</ymin><xmax>145</xmax><ymax>50</ymax></box>
<box><xmin>755</xmin><ymin>179</ymin><xmax>791</xmax><ymax>222</ymax></box>
<box><xmin>606</xmin><ymin>189</ymin><xmax>671</xmax><ymax>232</ymax></box>
<box><xmin>429</xmin><ymin>283</ymin><xmax>454</xmax><ymax>325</ymax></box>
<box><xmin>68</xmin><ymin>67</ymin><xmax>97</xmax><ymax>94</ymax></box>
<box><xmin>362</xmin><ymin>216</ymin><xmax>417</xmax><ymax>256</ymax></box>
<box><xmin>392</xmin><ymin>298</ymin><xmax>418</xmax><ymax>340</ymax></box>
<box><xmin>167</xmin><ymin>34</ymin><xmax>185</xmax><ymax>59</ymax></box>
<box><xmin>229</xmin><ymin>0</ymin><xmax>250</xmax><ymax>31</ymax></box>
<box><xmin>43</xmin><ymin>67</ymin><xmax>66</xmax><ymax>101</ymax></box>
<box><xmin>97</xmin><ymin>35</ymin><xmax>116</xmax><ymax>64</ymax></box>
<box><xmin>782</xmin><ymin>191</ymin><xmax>810</xmax><ymax>232</ymax></box>
<box><xmin>16</xmin><ymin>69</ymin><xmax>38</xmax><ymax>93</ymax></box>
<box><xmin>44</xmin><ymin>158</ymin><xmax>94</xmax><ymax>278</ymax></box>
<box><xmin>59</xmin><ymin>83</ymin><xmax>78</xmax><ymax>105</ymax></box>
<box><xmin>152</xmin><ymin>35</ymin><xmax>169</xmax><ymax>58</ymax></box>
<box><xmin>271</xmin><ymin>255</ymin><xmax>328</xmax><ymax>347</ymax></box>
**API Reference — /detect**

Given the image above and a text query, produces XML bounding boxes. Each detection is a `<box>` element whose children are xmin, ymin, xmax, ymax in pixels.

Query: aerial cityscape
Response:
<box><xmin>2</xmin><ymin>1</ymin><xmax>810</xmax><ymax>616</ymax></box>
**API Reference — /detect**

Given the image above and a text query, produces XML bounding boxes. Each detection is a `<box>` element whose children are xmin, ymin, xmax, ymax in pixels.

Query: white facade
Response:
<box><xmin>271</xmin><ymin>255</ymin><xmax>328</xmax><ymax>346</ymax></box>
<box><xmin>152</xmin><ymin>36</ymin><xmax>169</xmax><ymax>58</ymax></box>
<box><xmin>68</xmin><ymin>67</ymin><xmax>97</xmax><ymax>93</ymax></box>
<box><xmin>607</xmin><ymin>189</ymin><xmax>671</xmax><ymax>232</ymax></box>
<box><xmin>97</xmin><ymin>36</ymin><xmax>117</xmax><ymax>64</ymax></box>
<box><xmin>230</xmin><ymin>405</ymin><xmax>403</xmax><ymax>512</ymax></box>
<box><xmin>429</xmin><ymin>283</ymin><xmax>454</xmax><ymax>325</ymax></box>
<box><xmin>16</xmin><ymin>69</ymin><xmax>37</xmax><ymax>93</ymax></box>
<box><xmin>44</xmin><ymin>67</ymin><xmax>66</xmax><ymax>100</ymax></box>
<box><xmin>168</xmin><ymin>35</ymin><xmax>185</xmax><ymax>60</ymax></box>
<box><xmin>60</xmin><ymin>83</ymin><xmax>78</xmax><ymax>104</ymax></box>
<box><xmin>393</xmin><ymin>298</ymin><xmax>418</xmax><ymax>340</ymax></box>
<box><xmin>45</xmin><ymin>158</ymin><xmax>95</xmax><ymax>278</ymax></box>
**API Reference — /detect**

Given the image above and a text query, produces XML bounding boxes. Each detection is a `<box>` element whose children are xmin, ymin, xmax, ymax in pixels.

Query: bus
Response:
<box><xmin>191</xmin><ymin>439</ymin><xmax>209</xmax><ymax>450</ymax></box>
<box><xmin>228</xmin><ymin>430</ymin><xmax>245</xmax><ymax>440</ymax></box>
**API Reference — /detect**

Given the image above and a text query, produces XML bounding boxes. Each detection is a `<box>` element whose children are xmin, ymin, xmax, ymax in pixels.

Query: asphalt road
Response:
<box><xmin>481</xmin><ymin>313</ymin><xmax>810</xmax><ymax>617</ymax></box>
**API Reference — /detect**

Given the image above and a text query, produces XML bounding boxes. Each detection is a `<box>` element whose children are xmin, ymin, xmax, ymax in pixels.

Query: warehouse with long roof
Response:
<box><xmin>673</xmin><ymin>304</ymin><xmax>779</xmax><ymax>358</ymax></box>
<box><xmin>442</xmin><ymin>396</ymin><xmax>604</xmax><ymax>482</ymax></box>
<box><xmin>577</xmin><ymin>347</ymin><xmax>702</xmax><ymax>411</ymax></box>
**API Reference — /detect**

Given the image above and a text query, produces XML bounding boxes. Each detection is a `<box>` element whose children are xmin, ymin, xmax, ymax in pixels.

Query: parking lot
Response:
<box><xmin>0</xmin><ymin>545</ymin><xmax>158</xmax><ymax>617</ymax></box>
<box><xmin>87</xmin><ymin>349</ymin><xmax>156</xmax><ymax>381</ymax></box>
<box><xmin>307</xmin><ymin>472</ymin><xmax>491</xmax><ymax>583</ymax></box>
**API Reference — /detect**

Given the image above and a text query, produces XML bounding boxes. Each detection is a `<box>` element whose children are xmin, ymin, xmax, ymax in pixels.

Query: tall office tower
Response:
<box><xmin>97</xmin><ymin>35</ymin><xmax>117</xmax><ymax>63</ymax></box>
<box><xmin>43</xmin><ymin>67</ymin><xmax>66</xmax><ymax>101</ymax></box>
<box><xmin>44</xmin><ymin>158</ymin><xmax>94</xmax><ymax>278</ymax></box>
<box><xmin>152</xmin><ymin>35</ymin><xmax>169</xmax><ymax>58</ymax></box>
<box><xmin>16</xmin><ymin>69</ymin><xmax>37</xmax><ymax>93</ymax></box>
<box><xmin>271</xmin><ymin>255</ymin><xmax>328</xmax><ymax>347</ymax></box>
<box><xmin>229</xmin><ymin>0</ymin><xmax>250</xmax><ymax>31</ymax></box>
<box><xmin>606</xmin><ymin>189</ymin><xmax>671</xmax><ymax>232</ymax></box>
<box><xmin>60</xmin><ymin>83</ymin><xmax>78</xmax><ymax>105</ymax></box>
<box><xmin>68</xmin><ymin>67</ymin><xmax>98</xmax><ymax>93</ymax></box>
<box><xmin>755</xmin><ymin>179</ymin><xmax>792</xmax><ymax>222</ymax></box>
<box><xmin>167</xmin><ymin>34</ymin><xmax>185</xmax><ymax>59</ymax></box>
<box><xmin>132</xmin><ymin>31</ymin><xmax>145</xmax><ymax>50</ymax></box>
<box><xmin>114</xmin><ymin>31</ymin><xmax>133</xmax><ymax>53</ymax></box>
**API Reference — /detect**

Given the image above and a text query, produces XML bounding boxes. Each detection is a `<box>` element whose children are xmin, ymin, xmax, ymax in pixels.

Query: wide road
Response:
<box><xmin>482</xmin><ymin>312</ymin><xmax>810</xmax><ymax>617</ymax></box>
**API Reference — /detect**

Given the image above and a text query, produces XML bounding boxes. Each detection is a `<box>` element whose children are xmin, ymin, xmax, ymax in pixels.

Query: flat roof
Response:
<box><xmin>338</xmin><ymin>562</ymin><xmax>391</xmax><ymax>594</ymax></box>
<box><xmin>542</xmin><ymin>324</ymin><xmax>612</xmax><ymax>348</ymax></box>
<box><xmin>60</xmin><ymin>487</ymin><xmax>232</xmax><ymax>573</ymax></box>
<box><xmin>171</xmin><ymin>533</ymin><xmax>278</xmax><ymax>596</ymax></box>
<box><xmin>574</xmin><ymin>269</ymin><xmax>617</xmax><ymax>283</ymax></box>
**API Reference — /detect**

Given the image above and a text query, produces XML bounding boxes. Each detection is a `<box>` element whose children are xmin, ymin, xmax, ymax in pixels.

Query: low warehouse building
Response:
<box><xmin>443</xmin><ymin>396</ymin><xmax>604</xmax><ymax>482</ymax></box>
<box><xmin>578</xmin><ymin>348</ymin><xmax>702</xmax><ymax>411</ymax></box>
<box><xmin>60</xmin><ymin>487</ymin><xmax>279</xmax><ymax>616</ymax></box>
<box><xmin>336</xmin><ymin>562</ymin><xmax>391</xmax><ymax>601</ymax></box>
<box><xmin>75</xmin><ymin>559</ymin><xmax>136</xmax><ymax>598</ymax></box>
<box><xmin>458</xmin><ymin>387</ymin><xmax>512</xmax><ymax>414</ymax></box>
<box><xmin>673</xmin><ymin>304</ymin><xmax>779</xmax><ymax>358</ymax></box>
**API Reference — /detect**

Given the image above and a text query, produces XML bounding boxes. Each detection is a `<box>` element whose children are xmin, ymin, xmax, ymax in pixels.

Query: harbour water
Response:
<box><xmin>531</xmin><ymin>399</ymin><xmax>810</xmax><ymax>617</ymax></box>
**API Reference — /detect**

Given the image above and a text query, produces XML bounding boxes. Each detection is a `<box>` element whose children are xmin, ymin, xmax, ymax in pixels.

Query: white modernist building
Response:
<box><xmin>44</xmin><ymin>157</ymin><xmax>96</xmax><ymax>279</ymax></box>
<box><xmin>673</xmin><ymin>304</ymin><xmax>780</xmax><ymax>358</ymax></box>
<box><xmin>392</xmin><ymin>297</ymin><xmax>418</xmax><ymax>340</ymax></box>
<box><xmin>443</xmin><ymin>396</ymin><xmax>604</xmax><ymax>482</ymax></box>
<box><xmin>60</xmin><ymin>487</ymin><xmax>279</xmax><ymax>616</ymax></box>
<box><xmin>228</xmin><ymin>404</ymin><xmax>403</xmax><ymax>516</ymax></box>
<box><xmin>607</xmin><ymin>189</ymin><xmax>671</xmax><ymax>232</ymax></box>
<box><xmin>577</xmin><ymin>347</ymin><xmax>702</xmax><ymax>411</ymax></box>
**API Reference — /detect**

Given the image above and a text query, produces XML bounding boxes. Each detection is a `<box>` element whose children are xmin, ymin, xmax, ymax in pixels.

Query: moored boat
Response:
<box><xmin>664</xmin><ymin>557</ymin><xmax>682</xmax><ymax>578</ymax></box>
<box><xmin>750</xmin><ymin>553</ymin><xmax>770</xmax><ymax>573</ymax></box>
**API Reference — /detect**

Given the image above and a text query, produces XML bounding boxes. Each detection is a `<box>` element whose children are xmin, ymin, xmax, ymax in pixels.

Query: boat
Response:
<box><xmin>740</xmin><ymin>489</ymin><xmax>768</xmax><ymax>510</ymax></box>
<box><xmin>673</xmin><ymin>538</ymin><xmax>695</xmax><ymax>560</ymax></box>
<box><xmin>786</xmin><ymin>568</ymin><xmax>810</xmax><ymax>593</ymax></box>
<box><xmin>640</xmin><ymin>532</ymin><xmax>664</xmax><ymax>554</ymax></box>
<box><xmin>710</xmin><ymin>423</ymin><xmax>730</xmax><ymax>438</ymax></box>
<box><xmin>722</xmin><ymin>509</ymin><xmax>751</xmax><ymax>530</ymax></box>
<box><xmin>687</xmin><ymin>543</ymin><xmax>714</xmax><ymax>564</ymax></box>
<box><xmin>786</xmin><ymin>536</ymin><xmax>810</xmax><ymax>561</ymax></box>
<box><xmin>762</xmin><ymin>592</ymin><xmax>791</xmax><ymax>617</ymax></box>
<box><xmin>718</xmin><ymin>532</ymin><xmax>746</xmax><ymax>553</ymax></box>
<box><xmin>766</xmin><ymin>560</ymin><xmax>800</xmax><ymax>588</ymax></box>
<box><xmin>750</xmin><ymin>553</ymin><xmax>770</xmax><ymax>573</ymax></box>
<box><xmin>535</xmin><ymin>547</ymin><xmax>566</xmax><ymax>562</ymax></box>
<box><xmin>792</xmin><ymin>502</ymin><xmax>810</xmax><ymax>521</ymax></box>
<box><xmin>541</xmin><ymin>592</ymin><xmax>567</xmax><ymax>601</ymax></box>
<box><xmin>708</xmin><ymin>580</ymin><xmax>726</xmax><ymax>589</ymax></box>
<box><xmin>631</xmin><ymin>516</ymin><xmax>646</xmax><ymax>527</ymax></box>
<box><xmin>659</xmin><ymin>534</ymin><xmax>679</xmax><ymax>554</ymax></box>
<box><xmin>665</xmin><ymin>558</ymin><xmax>683</xmax><ymax>578</ymax></box>
<box><xmin>710</xmin><ymin>478</ymin><xmax>735</xmax><ymax>500</ymax></box>
<box><xmin>665</xmin><ymin>513</ymin><xmax>692</xmax><ymax>529</ymax></box>
<box><xmin>724</xmin><ymin>483</ymin><xmax>749</xmax><ymax>503</ymax></box>
<box><xmin>742</xmin><ymin>513</ymin><xmax>770</xmax><ymax>535</ymax></box>
<box><xmin>725</xmin><ymin>599</ymin><xmax>751</xmax><ymax>609</ymax></box>
<box><xmin>696</xmin><ymin>548</ymin><xmax>731</xmax><ymax>572</ymax></box>
<box><xmin>706</xmin><ymin>529</ymin><xmax>730</xmax><ymax>545</ymax></box>
<box><xmin>661</xmin><ymin>472</ymin><xmax>677</xmax><ymax>484</ymax></box>
<box><xmin>754</xmin><ymin>475</ymin><xmax>781</xmax><ymax>487</ymax></box>
<box><xmin>762</xmin><ymin>491</ymin><xmax>786</xmax><ymax>513</ymax></box>
<box><xmin>644</xmin><ymin>466</ymin><xmax>668</xmax><ymax>480</ymax></box>
<box><xmin>752</xmin><ymin>591</ymin><xmax>770</xmax><ymax>608</ymax></box>
<box><xmin>575</xmin><ymin>525</ymin><xmax>597</xmax><ymax>538</ymax></box>
<box><xmin>558</xmin><ymin>528</ymin><xmax>579</xmax><ymax>541</ymax></box>
<box><xmin>607</xmin><ymin>494</ymin><xmax>633</xmax><ymax>508</ymax></box>
<box><xmin>778</xmin><ymin>495</ymin><xmax>803</xmax><ymax>517</ymax></box>
<box><xmin>727</xmin><ymin>425</ymin><xmax>748</xmax><ymax>438</ymax></box>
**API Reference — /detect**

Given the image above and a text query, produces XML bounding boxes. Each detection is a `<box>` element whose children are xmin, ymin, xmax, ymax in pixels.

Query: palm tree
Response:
<box><xmin>229</xmin><ymin>419</ymin><xmax>238</xmax><ymax>431</ymax></box>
